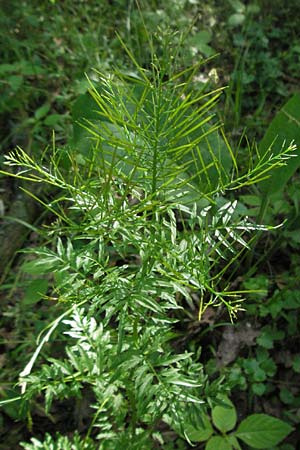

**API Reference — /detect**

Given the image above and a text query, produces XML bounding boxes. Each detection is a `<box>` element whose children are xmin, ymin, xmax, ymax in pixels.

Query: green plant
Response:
<box><xmin>217</xmin><ymin>0</ymin><xmax>300</xmax><ymax>140</ymax></box>
<box><xmin>256</xmin><ymin>92</ymin><xmax>300</xmax><ymax>214</ymax></box>
<box><xmin>207</xmin><ymin>265</ymin><xmax>300</xmax><ymax>436</ymax></box>
<box><xmin>222</xmin><ymin>92</ymin><xmax>300</xmax><ymax>275</ymax></box>
<box><xmin>20</xmin><ymin>431</ymin><xmax>96</xmax><ymax>449</ymax></box>
<box><xmin>183</xmin><ymin>395</ymin><xmax>293</xmax><ymax>449</ymax></box>
<box><xmin>0</xmin><ymin>34</ymin><xmax>296</xmax><ymax>448</ymax></box>
<box><xmin>242</xmin><ymin>270</ymin><xmax>300</xmax><ymax>424</ymax></box>
<box><xmin>223</xmin><ymin>0</ymin><xmax>263</xmax><ymax>131</ymax></box>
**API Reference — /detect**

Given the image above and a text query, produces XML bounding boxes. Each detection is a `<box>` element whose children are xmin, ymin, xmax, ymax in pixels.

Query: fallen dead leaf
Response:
<box><xmin>217</xmin><ymin>323</ymin><xmax>260</xmax><ymax>367</ymax></box>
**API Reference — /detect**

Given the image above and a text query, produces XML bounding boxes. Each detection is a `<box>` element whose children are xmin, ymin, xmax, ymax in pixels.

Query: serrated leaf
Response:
<box><xmin>212</xmin><ymin>396</ymin><xmax>237</xmax><ymax>433</ymax></box>
<box><xmin>235</xmin><ymin>414</ymin><xmax>293</xmax><ymax>448</ymax></box>
<box><xmin>257</xmin><ymin>326</ymin><xmax>285</xmax><ymax>349</ymax></box>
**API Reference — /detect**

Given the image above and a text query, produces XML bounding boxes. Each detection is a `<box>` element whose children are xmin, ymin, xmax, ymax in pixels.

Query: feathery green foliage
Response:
<box><xmin>0</xmin><ymin>36</ymin><xmax>295</xmax><ymax>448</ymax></box>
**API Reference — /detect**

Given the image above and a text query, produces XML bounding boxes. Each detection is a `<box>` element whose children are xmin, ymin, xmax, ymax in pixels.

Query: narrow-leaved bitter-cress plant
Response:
<box><xmin>0</xmin><ymin>34</ymin><xmax>295</xmax><ymax>449</ymax></box>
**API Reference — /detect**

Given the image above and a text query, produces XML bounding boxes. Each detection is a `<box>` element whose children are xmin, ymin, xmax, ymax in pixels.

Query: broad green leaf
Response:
<box><xmin>185</xmin><ymin>414</ymin><xmax>213</xmax><ymax>442</ymax></box>
<box><xmin>23</xmin><ymin>279</ymin><xmax>48</xmax><ymax>305</ymax></box>
<box><xmin>212</xmin><ymin>396</ymin><xmax>237</xmax><ymax>433</ymax></box>
<box><xmin>235</xmin><ymin>414</ymin><xmax>293</xmax><ymax>448</ymax></box>
<box><xmin>205</xmin><ymin>436</ymin><xmax>232</xmax><ymax>450</ymax></box>
<box><xmin>71</xmin><ymin>77</ymin><xmax>231</xmax><ymax>199</ymax></box>
<box><xmin>0</xmin><ymin>389</ymin><xmax>24</xmax><ymax>420</ymax></box>
<box><xmin>188</xmin><ymin>31</ymin><xmax>214</xmax><ymax>57</ymax></box>
<box><xmin>258</xmin><ymin>93</ymin><xmax>300</xmax><ymax>196</ymax></box>
<box><xmin>72</xmin><ymin>87</ymin><xmax>105</xmax><ymax>144</ymax></box>
<box><xmin>44</xmin><ymin>114</ymin><xmax>64</xmax><ymax>126</ymax></box>
<box><xmin>189</xmin><ymin>30</ymin><xmax>211</xmax><ymax>45</ymax></box>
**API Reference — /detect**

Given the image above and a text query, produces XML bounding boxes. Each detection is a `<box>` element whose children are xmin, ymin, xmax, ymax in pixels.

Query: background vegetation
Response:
<box><xmin>1</xmin><ymin>1</ymin><xmax>300</xmax><ymax>449</ymax></box>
